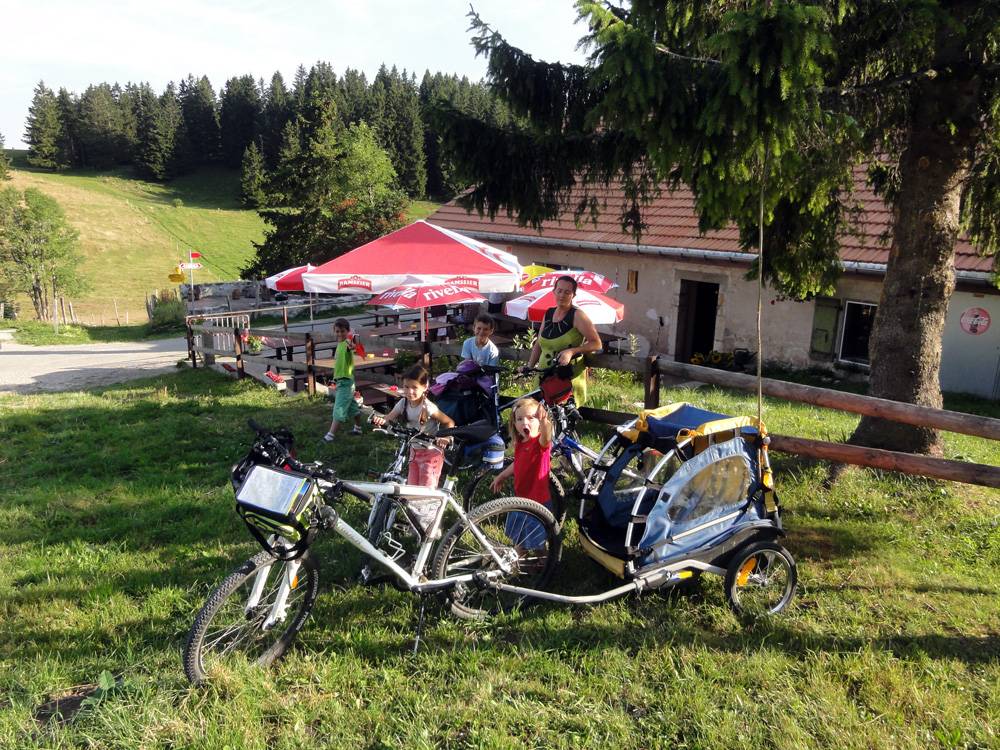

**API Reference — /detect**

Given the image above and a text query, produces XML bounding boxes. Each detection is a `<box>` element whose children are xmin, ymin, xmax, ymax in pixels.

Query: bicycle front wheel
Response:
<box><xmin>432</xmin><ymin>497</ymin><xmax>560</xmax><ymax>621</ymax></box>
<box><xmin>184</xmin><ymin>550</ymin><xmax>319</xmax><ymax>685</ymax></box>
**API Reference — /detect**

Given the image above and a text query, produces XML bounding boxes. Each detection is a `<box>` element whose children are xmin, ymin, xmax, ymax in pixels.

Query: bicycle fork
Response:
<box><xmin>244</xmin><ymin>540</ymin><xmax>303</xmax><ymax>630</ymax></box>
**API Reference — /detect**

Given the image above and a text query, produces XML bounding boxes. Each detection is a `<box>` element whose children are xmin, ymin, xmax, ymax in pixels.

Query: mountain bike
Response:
<box><xmin>183</xmin><ymin>420</ymin><xmax>561</xmax><ymax>685</ymax></box>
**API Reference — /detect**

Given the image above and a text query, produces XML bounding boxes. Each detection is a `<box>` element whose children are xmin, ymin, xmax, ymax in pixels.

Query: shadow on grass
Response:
<box><xmin>11</xmin><ymin>158</ymin><xmax>245</xmax><ymax>211</ymax></box>
<box><xmin>3</xmin><ymin>370</ymin><xmax>996</xmax><ymax>677</ymax></box>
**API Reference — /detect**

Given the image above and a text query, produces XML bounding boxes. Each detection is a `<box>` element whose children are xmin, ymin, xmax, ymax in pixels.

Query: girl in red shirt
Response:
<box><xmin>491</xmin><ymin>397</ymin><xmax>553</xmax><ymax>506</ymax></box>
<box><xmin>491</xmin><ymin>398</ymin><xmax>554</xmax><ymax>549</ymax></box>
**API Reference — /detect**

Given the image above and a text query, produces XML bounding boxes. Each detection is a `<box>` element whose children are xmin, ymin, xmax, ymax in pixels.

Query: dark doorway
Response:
<box><xmin>674</xmin><ymin>280</ymin><xmax>719</xmax><ymax>362</ymax></box>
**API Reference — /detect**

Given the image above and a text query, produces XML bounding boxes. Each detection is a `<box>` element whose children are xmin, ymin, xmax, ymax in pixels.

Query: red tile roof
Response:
<box><xmin>428</xmin><ymin>178</ymin><xmax>993</xmax><ymax>274</ymax></box>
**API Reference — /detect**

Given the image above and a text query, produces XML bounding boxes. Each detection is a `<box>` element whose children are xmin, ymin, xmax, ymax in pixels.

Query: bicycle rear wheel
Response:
<box><xmin>432</xmin><ymin>497</ymin><xmax>560</xmax><ymax>621</ymax></box>
<box><xmin>461</xmin><ymin>459</ymin><xmax>512</xmax><ymax>512</ymax></box>
<box><xmin>184</xmin><ymin>550</ymin><xmax>319</xmax><ymax>685</ymax></box>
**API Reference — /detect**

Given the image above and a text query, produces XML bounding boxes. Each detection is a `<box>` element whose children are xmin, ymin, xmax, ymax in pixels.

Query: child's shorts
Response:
<box><xmin>332</xmin><ymin>378</ymin><xmax>359</xmax><ymax>422</ymax></box>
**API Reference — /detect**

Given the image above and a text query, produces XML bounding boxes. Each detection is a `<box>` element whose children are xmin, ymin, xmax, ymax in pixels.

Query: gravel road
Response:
<box><xmin>0</xmin><ymin>337</ymin><xmax>189</xmax><ymax>395</ymax></box>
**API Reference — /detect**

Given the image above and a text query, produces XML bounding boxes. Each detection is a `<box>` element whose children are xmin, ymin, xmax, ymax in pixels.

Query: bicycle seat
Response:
<box><xmin>438</xmin><ymin>421</ymin><xmax>498</xmax><ymax>443</ymax></box>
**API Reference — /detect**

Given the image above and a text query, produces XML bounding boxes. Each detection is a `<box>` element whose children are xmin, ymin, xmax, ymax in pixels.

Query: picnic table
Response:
<box><xmin>311</xmin><ymin>353</ymin><xmax>397</xmax><ymax>372</ymax></box>
<box><xmin>360</xmin><ymin>318</ymin><xmax>454</xmax><ymax>339</ymax></box>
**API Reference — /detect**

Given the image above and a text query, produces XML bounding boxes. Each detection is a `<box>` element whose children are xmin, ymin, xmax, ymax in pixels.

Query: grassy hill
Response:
<box><xmin>5</xmin><ymin>152</ymin><xmax>440</xmax><ymax>323</ymax></box>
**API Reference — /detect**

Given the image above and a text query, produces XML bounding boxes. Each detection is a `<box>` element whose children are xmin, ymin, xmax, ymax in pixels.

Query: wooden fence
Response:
<box><xmin>186</xmin><ymin>322</ymin><xmax>1000</xmax><ymax>489</ymax></box>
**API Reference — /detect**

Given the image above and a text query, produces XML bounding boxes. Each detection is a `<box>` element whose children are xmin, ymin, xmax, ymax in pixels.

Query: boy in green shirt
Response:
<box><xmin>323</xmin><ymin>318</ymin><xmax>363</xmax><ymax>441</ymax></box>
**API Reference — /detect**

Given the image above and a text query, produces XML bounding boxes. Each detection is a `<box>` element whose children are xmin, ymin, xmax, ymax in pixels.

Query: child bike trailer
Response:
<box><xmin>576</xmin><ymin>402</ymin><xmax>796</xmax><ymax>618</ymax></box>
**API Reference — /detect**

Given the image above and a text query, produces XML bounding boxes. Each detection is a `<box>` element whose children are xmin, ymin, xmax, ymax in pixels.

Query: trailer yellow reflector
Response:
<box><xmin>737</xmin><ymin>558</ymin><xmax>757</xmax><ymax>586</ymax></box>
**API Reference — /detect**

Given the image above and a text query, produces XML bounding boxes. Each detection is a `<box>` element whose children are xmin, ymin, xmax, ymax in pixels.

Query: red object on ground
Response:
<box><xmin>302</xmin><ymin>221</ymin><xmax>520</xmax><ymax>294</ymax></box>
<box><xmin>521</xmin><ymin>270</ymin><xmax>617</xmax><ymax>294</ymax></box>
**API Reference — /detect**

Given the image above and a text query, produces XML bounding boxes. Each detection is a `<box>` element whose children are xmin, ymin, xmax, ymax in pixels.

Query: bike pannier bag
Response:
<box><xmin>235</xmin><ymin>465</ymin><xmax>317</xmax><ymax>551</ymax></box>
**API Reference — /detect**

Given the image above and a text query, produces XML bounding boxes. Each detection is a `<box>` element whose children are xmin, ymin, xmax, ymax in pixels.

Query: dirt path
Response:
<box><xmin>0</xmin><ymin>337</ymin><xmax>189</xmax><ymax>395</ymax></box>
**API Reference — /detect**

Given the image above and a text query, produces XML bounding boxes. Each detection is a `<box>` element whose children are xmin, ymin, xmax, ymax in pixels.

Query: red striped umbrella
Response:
<box><xmin>368</xmin><ymin>282</ymin><xmax>486</xmax><ymax>309</ymax></box>
<box><xmin>504</xmin><ymin>287</ymin><xmax>625</xmax><ymax>325</ymax></box>
<box><xmin>521</xmin><ymin>270</ymin><xmax>617</xmax><ymax>294</ymax></box>
<box><xmin>265</xmin><ymin>264</ymin><xmax>315</xmax><ymax>292</ymax></box>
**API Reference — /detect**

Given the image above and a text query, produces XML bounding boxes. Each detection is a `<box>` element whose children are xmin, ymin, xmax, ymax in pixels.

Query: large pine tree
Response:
<box><xmin>240</xmin><ymin>141</ymin><xmax>267</xmax><ymax>207</ymax></box>
<box><xmin>220</xmin><ymin>75</ymin><xmax>262</xmax><ymax>168</ymax></box>
<box><xmin>135</xmin><ymin>83</ymin><xmax>189</xmax><ymax>180</ymax></box>
<box><xmin>54</xmin><ymin>88</ymin><xmax>80</xmax><ymax>168</ymax></box>
<box><xmin>243</xmin><ymin>89</ymin><xmax>406</xmax><ymax>279</ymax></box>
<box><xmin>371</xmin><ymin>66</ymin><xmax>426</xmax><ymax>197</ymax></box>
<box><xmin>338</xmin><ymin>68</ymin><xmax>369</xmax><ymax>127</ymax></box>
<box><xmin>0</xmin><ymin>132</ymin><xmax>11</xmax><ymax>181</ymax></box>
<box><xmin>260</xmin><ymin>72</ymin><xmax>292</xmax><ymax>169</ymax></box>
<box><xmin>24</xmin><ymin>82</ymin><xmax>65</xmax><ymax>170</ymax></box>
<box><xmin>436</xmin><ymin>2</ymin><xmax>1000</xmax><ymax>456</ymax></box>
<box><xmin>77</xmin><ymin>83</ymin><xmax>129</xmax><ymax>169</ymax></box>
<box><xmin>180</xmin><ymin>75</ymin><xmax>220</xmax><ymax>165</ymax></box>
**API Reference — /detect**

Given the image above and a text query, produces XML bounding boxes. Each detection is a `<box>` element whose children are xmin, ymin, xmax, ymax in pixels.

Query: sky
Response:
<box><xmin>0</xmin><ymin>0</ymin><xmax>588</xmax><ymax>149</ymax></box>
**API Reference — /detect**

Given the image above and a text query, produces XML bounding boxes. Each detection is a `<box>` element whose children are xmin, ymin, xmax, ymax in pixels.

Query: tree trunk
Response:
<box><xmin>850</xmin><ymin>65</ymin><xmax>981</xmax><ymax>455</ymax></box>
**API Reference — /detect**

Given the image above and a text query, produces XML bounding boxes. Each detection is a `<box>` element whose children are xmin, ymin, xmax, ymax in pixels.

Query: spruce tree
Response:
<box><xmin>220</xmin><ymin>75</ymin><xmax>262</xmax><ymax>168</ymax></box>
<box><xmin>244</xmin><ymin>86</ymin><xmax>406</xmax><ymax>279</ymax></box>
<box><xmin>371</xmin><ymin>66</ymin><xmax>426</xmax><ymax>197</ymax></box>
<box><xmin>338</xmin><ymin>68</ymin><xmax>369</xmax><ymax>126</ymax></box>
<box><xmin>116</xmin><ymin>83</ymin><xmax>140</xmax><ymax>161</ymax></box>
<box><xmin>240</xmin><ymin>142</ymin><xmax>267</xmax><ymax>207</ymax></box>
<box><xmin>24</xmin><ymin>81</ymin><xmax>64</xmax><ymax>169</ymax></box>
<box><xmin>260</xmin><ymin>72</ymin><xmax>292</xmax><ymax>168</ymax></box>
<box><xmin>136</xmin><ymin>83</ymin><xmax>188</xmax><ymax>180</ymax></box>
<box><xmin>180</xmin><ymin>75</ymin><xmax>220</xmax><ymax>165</ymax></box>
<box><xmin>54</xmin><ymin>88</ymin><xmax>80</xmax><ymax>168</ymax></box>
<box><xmin>291</xmin><ymin>65</ymin><xmax>309</xmax><ymax>112</ymax></box>
<box><xmin>0</xmin><ymin>132</ymin><xmax>11</xmax><ymax>181</ymax></box>
<box><xmin>132</xmin><ymin>83</ymin><xmax>160</xmax><ymax>174</ymax></box>
<box><xmin>77</xmin><ymin>83</ymin><xmax>126</xmax><ymax>168</ymax></box>
<box><xmin>436</xmin><ymin>3</ymin><xmax>1000</xmax><ymax>456</ymax></box>
<box><xmin>267</xmin><ymin>119</ymin><xmax>304</xmax><ymax>206</ymax></box>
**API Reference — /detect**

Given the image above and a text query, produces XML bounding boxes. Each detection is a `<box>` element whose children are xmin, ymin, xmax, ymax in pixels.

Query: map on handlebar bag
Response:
<box><xmin>236</xmin><ymin>465</ymin><xmax>314</xmax><ymax>515</ymax></box>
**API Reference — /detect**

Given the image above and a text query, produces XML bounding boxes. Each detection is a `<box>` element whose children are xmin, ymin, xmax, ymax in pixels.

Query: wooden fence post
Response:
<box><xmin>187</xmin><ymin>324</ymin><xmax>197</xmax><ymax>369</ymax></box>
<box><xmin>233</xmin><ymin>326</ymin><xmax>245</xmax><ymax>380</ymax></box>
<box><xmin>643</xmin><ymin>355</ymin><xmax>661</xmax><ymax>409</ymax></box>
<box><xmin>305</xmin><ymin>333</ymin><xmax>316</xmax><ymax>395</ymax></box>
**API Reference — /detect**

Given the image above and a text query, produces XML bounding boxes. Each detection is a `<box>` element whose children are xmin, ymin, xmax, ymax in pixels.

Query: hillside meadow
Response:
<box><xmin>4</xmin><ymin>153</ymin><xmax>439</xmax><ymax>325</ymax></box>
<box><xmin>0</xmin><ymin>367</ymin><xmax>997</xmax><ymax>748</ymax></box>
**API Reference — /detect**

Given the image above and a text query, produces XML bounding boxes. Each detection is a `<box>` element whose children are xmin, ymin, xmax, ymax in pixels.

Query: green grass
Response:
<box><xmin>1</xmin><ymin>369</ymin><xmax>997</xmax><ymax>748</ymax></box>
<box><xmin>6</xmin><ymin>160</ymin><xmax>440</xmax><ymax>327</ymax></box>
<box><xmin>7</xmin><ymin>318</ymin><xmax>186</xmax><ymax>345</ymax></box>
<box><xmin>8</xmin><ymin>165</ymin><xmax>267</xmax><ymax>323</ymax></box>
<box><xmin>406</xmin><ymin>200</ymin><xmax>441</xmax><ymax>221</ymax></box>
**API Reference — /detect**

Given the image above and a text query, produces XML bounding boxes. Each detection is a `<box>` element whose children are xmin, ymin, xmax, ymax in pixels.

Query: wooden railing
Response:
<box><xmin>186</xmin><ymin>323</ymin><xmax>1000</xmax><ymax>489</ymax></box>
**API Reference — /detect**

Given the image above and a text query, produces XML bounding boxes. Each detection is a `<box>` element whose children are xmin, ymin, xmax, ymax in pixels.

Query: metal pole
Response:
<box><xmin>188</xmin><ymin>249</ymin><xmax>195</xmax><ymax>305</ymax></box>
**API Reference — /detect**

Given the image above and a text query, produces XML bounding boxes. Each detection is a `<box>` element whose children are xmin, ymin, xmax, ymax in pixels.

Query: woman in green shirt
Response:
<box><xmin>522</xmin><ymin>276</ymin><xmax>603</xmax><ymax>405</ymax></box>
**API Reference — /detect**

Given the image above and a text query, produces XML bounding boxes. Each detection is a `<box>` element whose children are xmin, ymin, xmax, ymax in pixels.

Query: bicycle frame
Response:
<box><xmin>248</xmin><ymin>476</ymin><xmax>518</xmax><ymax>633</ymax></box>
